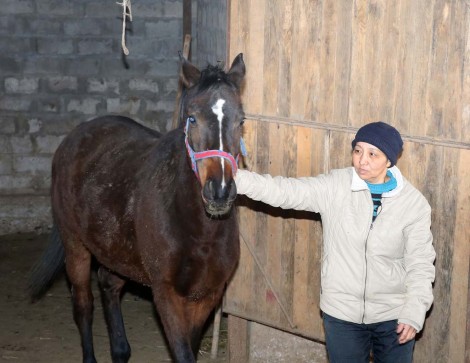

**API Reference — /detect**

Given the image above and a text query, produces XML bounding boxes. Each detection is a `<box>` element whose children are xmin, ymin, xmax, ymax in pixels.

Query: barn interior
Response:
<box><xmin>1</xmin><ymin>1</ymin><xmax>469</xmax><ymax>362</ymax></box>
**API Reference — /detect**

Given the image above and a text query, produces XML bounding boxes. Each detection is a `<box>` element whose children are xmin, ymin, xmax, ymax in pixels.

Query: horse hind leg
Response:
<box><xmin>97</xmin><ymin>266</ymin><xmax>131</xmax><ymax>363</ymax></box>
<box><xmin>65</xmin><ymin>245</ymin><xmax>97</xmax><ymax>363</ymax></box>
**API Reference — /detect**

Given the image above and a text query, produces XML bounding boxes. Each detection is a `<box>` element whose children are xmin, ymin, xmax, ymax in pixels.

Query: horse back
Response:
<box><xmin>51</xmin><ymin>116</ymin><xmax>162</xmax><ymax>284</ymax></box>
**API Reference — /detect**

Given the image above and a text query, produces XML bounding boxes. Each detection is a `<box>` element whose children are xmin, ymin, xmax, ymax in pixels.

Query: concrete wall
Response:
<box><xmin>0</xmin><ymin>0</ymin><xmax>229</xmax><ymax>235</ymax></box>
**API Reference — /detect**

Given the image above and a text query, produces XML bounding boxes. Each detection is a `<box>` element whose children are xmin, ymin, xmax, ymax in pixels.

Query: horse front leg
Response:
<box><xmin>97</xmin><ymin>266</ymin><xmax>131</xmax><ymax>363</ymax></box>
<box><xmin>65</xmin><ymin>247</ymin><xmax>97</xmax><ymax>363</ymax></box>
<box><xmin>152</xmin><ymin>286</ymin><xmax>223</xmax><ymax>363</ymax></box>
<box><xmin>153</xmin><ymin>290</ymin><xmax>195</xmax><ymax>363</ymax></box>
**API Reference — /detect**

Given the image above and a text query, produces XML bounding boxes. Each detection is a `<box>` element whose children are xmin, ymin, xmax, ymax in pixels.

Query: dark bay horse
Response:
<box><xmin>28</xmin><ymin>54</ymin><xmax>246</xmax><ymax>363</ymax></box>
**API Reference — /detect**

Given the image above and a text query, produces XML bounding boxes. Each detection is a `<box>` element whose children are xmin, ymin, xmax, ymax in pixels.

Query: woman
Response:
<box><xmin>235</xmin><ymin>122</ymin><xmax>435</xmax><ymax>362</ymax></box>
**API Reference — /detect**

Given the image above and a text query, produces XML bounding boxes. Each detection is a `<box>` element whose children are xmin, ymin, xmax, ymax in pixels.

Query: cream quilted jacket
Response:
<box><xmin>235</xmin><ymin>166</ymin><xmax>435</xmax><ymax>332</ymax></box>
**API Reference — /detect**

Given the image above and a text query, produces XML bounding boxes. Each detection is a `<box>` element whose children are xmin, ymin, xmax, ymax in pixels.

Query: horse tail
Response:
<box><xmin>28</xmin><ymin>225</ymin><xmax>66</xmax><ymax>302</ymax></box>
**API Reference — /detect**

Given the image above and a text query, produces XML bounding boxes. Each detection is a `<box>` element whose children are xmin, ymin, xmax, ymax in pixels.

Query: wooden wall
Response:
<box><xmin>224</xmin><ymin>1</ymin><xmax>470</xmax><ymax>362</ymax></box>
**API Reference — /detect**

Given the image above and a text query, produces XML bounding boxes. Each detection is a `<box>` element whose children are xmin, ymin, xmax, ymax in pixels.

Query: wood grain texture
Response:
<box><xmin>226</xmin><ymin>1</ymin><xmax>470</xmax><ymax>360</ymax></box>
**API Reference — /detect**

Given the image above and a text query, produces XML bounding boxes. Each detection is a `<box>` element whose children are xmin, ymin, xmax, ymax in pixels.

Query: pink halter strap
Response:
<box><xmin>184</xmin><ymin>117</ymin><xmax>247</xmax><ymax>180</ymax></box>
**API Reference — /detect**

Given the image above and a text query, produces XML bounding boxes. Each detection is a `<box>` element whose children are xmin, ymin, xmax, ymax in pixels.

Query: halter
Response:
<box><xmin>184</xmin><ymin>117</ymin><xmax>247</xmax><ymax>180</ymax></box>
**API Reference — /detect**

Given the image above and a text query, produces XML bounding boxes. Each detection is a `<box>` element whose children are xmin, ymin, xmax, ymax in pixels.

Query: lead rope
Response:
<box><xmin>117</xmin><ymin>0</ymin><xmax>132</xmax><ymax>55</ymax></box>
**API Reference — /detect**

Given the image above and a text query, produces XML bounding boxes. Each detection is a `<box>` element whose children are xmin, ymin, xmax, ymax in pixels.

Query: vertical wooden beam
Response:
<box><xmin>228</xmin><ymin>315</ymin><xmax>249</xmax><ymax>363</ymax></box>
<box><xmin>183</xmin><ymin>0</ymin><xmax>192</xmax><ymax>60</ymax></box>
<box><xmin>171</xmin><ymin>34</ymin><xmax>192</xmax><ymax>130</ymax></box>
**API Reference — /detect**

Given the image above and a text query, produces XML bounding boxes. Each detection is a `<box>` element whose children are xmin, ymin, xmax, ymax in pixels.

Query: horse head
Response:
<box><xmin>180</xmin><ymin>54</ymin><xmax>246</xmax><ymax>217</ymax></box>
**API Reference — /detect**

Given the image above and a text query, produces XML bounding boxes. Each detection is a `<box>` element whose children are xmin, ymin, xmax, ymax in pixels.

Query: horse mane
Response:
<box><xmin>197</xmin><ymin>63</ymin><xmax>235</xmax><ymax>91</ymax></box>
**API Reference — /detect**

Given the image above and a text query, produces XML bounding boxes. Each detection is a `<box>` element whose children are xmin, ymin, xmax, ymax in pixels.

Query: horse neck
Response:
<box><xmin>156</xmin><ymin>127</ymin><xmax>202</xmax><ymax>194</ymax></box>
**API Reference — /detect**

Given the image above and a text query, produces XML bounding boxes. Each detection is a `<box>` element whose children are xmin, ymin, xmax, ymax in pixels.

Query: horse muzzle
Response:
<box><xmin>201</xmin><ymin>178</ymin><xmax>237</xmax><ymax>217</ymax></box>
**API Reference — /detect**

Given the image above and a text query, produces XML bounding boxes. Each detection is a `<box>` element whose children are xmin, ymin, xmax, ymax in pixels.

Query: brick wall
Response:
<box><xmin>0</xmin><ymin>0</ymin><xmax>228</xmax><ymax>235</ymax></box>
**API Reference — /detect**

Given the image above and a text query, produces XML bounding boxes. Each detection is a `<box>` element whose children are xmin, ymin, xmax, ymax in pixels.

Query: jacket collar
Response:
<box><xmin>351</xmin><ymin>166</ymin><xmax>404</xmax><ymax>197</ymax></box>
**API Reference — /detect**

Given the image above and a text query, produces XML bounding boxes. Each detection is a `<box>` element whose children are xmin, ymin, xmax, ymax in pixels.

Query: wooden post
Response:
<box><xmin>171</xmin><ymin>34</ymin><xmax>191</xmax><ymax>130</ymax></box>
<box><xmin>227</xmin><ymin>315</ymin><xmax>249</xmax><ymax>363</ymax></box>
<box><xmin>171</xmin><ymin>0</ymin><xmax>191</xmax><ymax>130</ymax></box>
<box><xmin>182</xmin><ymin>0</ymin><xmax>192</xmax><ymax>60</ymax></box>
<box><xmin>210</xmin><ymin>304</ymin><xmax>222</xmax><ymax>359</ymax></box>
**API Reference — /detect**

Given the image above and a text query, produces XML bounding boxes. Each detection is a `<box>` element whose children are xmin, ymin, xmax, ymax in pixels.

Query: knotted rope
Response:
<box><xmin>117</xmin><ymin>0</ymin><xmax>132</xmax><ymax>55</ymax></box>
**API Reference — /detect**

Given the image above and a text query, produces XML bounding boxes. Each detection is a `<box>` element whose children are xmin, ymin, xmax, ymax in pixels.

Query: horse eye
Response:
<box><xmin>188</xmin><ymin>116</ymin><xmax>196</xmax><ymax>124</ymax></box>
<box><xmin>240</xmin><ymin>118</ymin><xmax>245</xmax><ymax>126</ymax></box>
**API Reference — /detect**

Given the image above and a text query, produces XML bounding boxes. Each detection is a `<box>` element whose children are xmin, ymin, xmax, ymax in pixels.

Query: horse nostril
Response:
<box><xmin>207</xmin><ymin>179</ymin><xmax>215</xmax><ymax>196</ymax></box>
<box><xmin>203</xmin><ymin>179</ymin><xmax>216</xmax><ymax>202</ymax></box>
<box><xmin>203</xmin><ymin>178</ymin><xmax>234</xmax><ymax>202</ymax></box>
<box><xmin>228</xmin><ymin>179</ymin><xmax>237</xmax><ymax>201</ymax></box>
<box><xmin>202</xmin><ymin>178</ymin><xmax>236</xmax><ymax>217</ymax></box>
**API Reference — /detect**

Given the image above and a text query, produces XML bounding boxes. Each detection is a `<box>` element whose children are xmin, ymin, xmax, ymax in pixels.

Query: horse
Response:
<box><xmin>28</xmin><ymin>53</ymin><xmax>246</xmax><ymax>363</ymax></box>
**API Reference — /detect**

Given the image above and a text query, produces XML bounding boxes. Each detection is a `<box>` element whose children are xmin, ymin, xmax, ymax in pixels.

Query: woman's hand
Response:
<box><xmin>396</xmin><ymin>323</ymin><xmax>416</xmax><ymax>344</ymax></box>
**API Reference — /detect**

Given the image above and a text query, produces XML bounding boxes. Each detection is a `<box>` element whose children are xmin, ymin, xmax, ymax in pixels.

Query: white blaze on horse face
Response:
<box><xmin>211</xmin><ymin>98</ymin><xmax>226</xmax><ymax>188</ymax></box>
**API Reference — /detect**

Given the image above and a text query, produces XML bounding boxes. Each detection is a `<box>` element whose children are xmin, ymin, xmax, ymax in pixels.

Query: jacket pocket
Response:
<box><xmin>370</xmin><ymin>257</ymin><xmax>407</xmax><ymax>295</ymax></box>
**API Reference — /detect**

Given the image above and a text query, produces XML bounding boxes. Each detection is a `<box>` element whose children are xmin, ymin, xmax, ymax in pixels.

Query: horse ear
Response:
<box><xmin>227</xmin><ymin>53</ymin><xmax>245</xmax><ymax>89</ymax></box>
<box><xmin>180</xmin><ymin>56</ymin><xmax>201</xmax><ymax>88</ymax></box>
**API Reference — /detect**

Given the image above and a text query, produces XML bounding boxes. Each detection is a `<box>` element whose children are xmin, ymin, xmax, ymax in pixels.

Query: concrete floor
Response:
<box><xmin>0</xmin><ymin>233</ymin><xmax>227</xmax><ymax>363</ymax></box>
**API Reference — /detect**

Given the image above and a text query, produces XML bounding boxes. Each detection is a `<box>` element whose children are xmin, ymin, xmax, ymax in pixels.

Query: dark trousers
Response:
<box><xmin>322</xmin><ymin>313</ymin><xmax>415</xmax><ymax>363</ymax></box>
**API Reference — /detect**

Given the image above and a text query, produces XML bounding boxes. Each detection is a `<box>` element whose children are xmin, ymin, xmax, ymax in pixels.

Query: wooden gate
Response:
<box><xmin>224</xmin><ymin>1</ymin><xmax>470</xmax><ymax>362</ymax></box>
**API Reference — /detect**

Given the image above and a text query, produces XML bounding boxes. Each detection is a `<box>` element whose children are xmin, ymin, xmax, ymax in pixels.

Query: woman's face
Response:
<box><xmin>352</xmin><ymin>142</ymin><xmax>390</xmax><ymax>184</ymax></box>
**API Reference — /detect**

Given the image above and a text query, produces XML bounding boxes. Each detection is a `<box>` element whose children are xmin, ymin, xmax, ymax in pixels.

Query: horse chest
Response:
<box><xmin>169</xmin><ymin>239</ymin><xmax>238</xmax><ymax>300</ymax></box>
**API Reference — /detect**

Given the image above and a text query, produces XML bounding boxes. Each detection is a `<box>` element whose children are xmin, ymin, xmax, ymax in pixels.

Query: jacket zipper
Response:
<box><xmin>362</xmin><ymin>196</ymin><xmax>377</xmax><ymax>323</ymax></box>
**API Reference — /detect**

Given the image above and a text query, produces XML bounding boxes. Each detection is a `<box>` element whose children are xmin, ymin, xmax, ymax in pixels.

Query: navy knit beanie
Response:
<box><xmin>351</xmin><ymin>122</ymin><xmax>403</xmax><ymax>166</ymax></box>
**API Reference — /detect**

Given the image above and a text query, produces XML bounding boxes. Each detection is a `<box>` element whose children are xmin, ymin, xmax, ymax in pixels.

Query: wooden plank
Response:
<box><xmin>265</xmin><ymin>122</ymin><xmax>283</xmax><ymax>322</ymax></box>
<box><xmin>328</xmin><ymin>131</ymin><xmax>354</xmax><ymax>170</ymax></box>
<box><xmin>277</xmin><ymin>1</ymin><xmax>293</xmax><ymax>118</ymax></box>
<box><xmin>463</xmin><ymin>3</ymin><xmax>470</xmax><ymax>144</ymax></box>
<box><xmin>332</xmin><ymin>1</ymin><xmax>353</xmax><ymax>126</ymax></box>
<box><xmin>171</xmin><ymin>34</ymin><xmax>192</xmax><ymax>129</ymax></box>
<box><xmin>392</xmin><ymin>0</ymin><xmax>414</xmax><ymax>133</ymax></box>
<box><xmin>183</xmin><ymin>0</ymin><xmax>191</xmax><ymax>58</ymax></box>
<box><xmin>348</xmin><ymin>0</ymin><xmax>368</xmax><ymax>126</ymax></box>
<box><xmin>232</xmin><ymin>119</ymin><xmax>258</xmax><ymax>315</ymax></box>
<box><xmin>228</xmin><ymin>0</ymin><xmax>242</xmax><ymax>59</ymax></box>
<box><xmin>253</xmin><ymin>120</ymin><xmax>269</xmax><ymax>316</ymax></box>
<box><xmin>416</xmin><ymin>145</ymin><xmax>452</xmax><ymax>362</ymax></box>
<box><xmin>227</xmin><ymin>315</ymin><xmax>249</xmax><ymax>363</ymax></box>
<box><xmin>467</xmin><ymin>266</ymin><xmax>470</xmax><ymax>363</ymax></box>
<box><xmin>280</xmin><ymin>124</ymin><xmax>296</xmax><ymax>327</ymax></box>
<box><xmin>292</xmin><ymin>127</ymin><xmax>325</xmax><ymax>337</ymax></box>
<box><xmin>317</xmin><ymin>0</ymin><xmax>337</xmax><ymax>124</ymax></box>
<box><xmin>448</xmin><ymin>149</ymin><xmax>470</xmax><ymax>363</ymax></box>
<box><xmin>377</xmin><ymin>0</ymin><xmax>401</xmax><ymax>123</ymax></box>
<box><xmin>308</xmin><ymin>127</ymin><xmax>326</xmax><ymax>338</ymax></box>
<box><xmin>443</xmin><ymin>0</ymin><xmax>466</xmax><ymax>141</ymax></box>
<box><xmin>258</xmin><ymin>1</ymin><xmax>289</xmax><ymax>323</ymax></box>
<box><xmin>426</xmin><ymin>0</ymin><xmax>450</xmax><ymax>139</ymax></box>
<box><xmin>364</xmin><ymin>0</ymin><xmax>386</xmax><ymax>122</ymax></box>
<box><xmin>262</xmin><ymin>1</ymin><xmax>280</xmax><ymax>117</ymax></box>
<box><xmin>289</xmin><ymin>0</ymin><xmax>322</xmax><ymax>120</ymax></box>
<box><xmin>240</xmin><ymin>0</ymin><xmax>265</xmax><ymax>115</ymax></box>
<box><xmin>407</xmin><ymin>0</ymin><xmax>435</xmax><ymax>137</ymax></box>
<box><xmin>292</xmin><ymin>127</ymin><xmax>313</xmax><ymax>330</ymax></box>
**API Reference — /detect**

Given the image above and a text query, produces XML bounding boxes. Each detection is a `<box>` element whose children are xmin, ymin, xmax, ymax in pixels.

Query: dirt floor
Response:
<box><xmin>0</xmin><ymin>233</ymin><xmax>228</xmax><ymax>363</ymax></box>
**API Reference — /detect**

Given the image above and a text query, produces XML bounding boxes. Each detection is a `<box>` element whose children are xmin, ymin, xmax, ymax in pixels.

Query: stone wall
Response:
<box><xmin>0</xmin><ymin>0</ymin><xmax>228</xmax><ymax>235</ymax></box>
